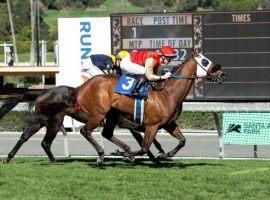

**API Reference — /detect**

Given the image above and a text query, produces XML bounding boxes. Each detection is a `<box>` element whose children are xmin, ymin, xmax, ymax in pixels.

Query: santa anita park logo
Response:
<box><xmin>226</xmin><ymin>122</ymin><xmax>270</xmax><ymax>135</ymax></box>
<box><xmin>223</xmin><ymin>113</ymin><xmax>270</xmax><ymax>145</ymax></box>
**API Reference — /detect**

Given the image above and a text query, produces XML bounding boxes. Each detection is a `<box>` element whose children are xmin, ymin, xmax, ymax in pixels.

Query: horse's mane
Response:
<box><xmin>170</xmin><ymin>57</ymin><xmax>190</xmax><ymax>75</ymax></box>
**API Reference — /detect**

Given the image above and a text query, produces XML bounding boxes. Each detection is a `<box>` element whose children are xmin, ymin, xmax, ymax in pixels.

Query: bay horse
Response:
<box><xmin>0</xmin><ymin>86</ymin><xmax>165</xmax><ymax>164</ymax></box>
<box><xmin>76</xmin><ymin>49</ymin><xmax>227</xmax><ymax>164</ymax></box>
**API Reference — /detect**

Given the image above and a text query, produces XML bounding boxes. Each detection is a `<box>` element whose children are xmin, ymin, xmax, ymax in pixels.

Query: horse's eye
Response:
<box><xmin>201</xmin><ymin>59</ymin><xmax>209</xmax><ymax>67</ymax></box>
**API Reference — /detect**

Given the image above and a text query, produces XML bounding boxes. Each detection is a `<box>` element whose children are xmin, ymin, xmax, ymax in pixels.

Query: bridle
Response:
<box><xmin>152</xmin><ymin>56</ymin><xmax>221</xmax><ymax>90</ymax></box>
<box><xmin>170</xmin><ymin>56</ymin><xmax>214</xmax><ymax>80</ymax></box>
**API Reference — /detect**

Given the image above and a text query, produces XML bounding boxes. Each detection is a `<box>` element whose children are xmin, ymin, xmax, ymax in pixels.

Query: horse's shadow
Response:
<box><xmin>53</xmin><ymin>157</ymin><xmax>223</xmax><ymax>169</ymax></box>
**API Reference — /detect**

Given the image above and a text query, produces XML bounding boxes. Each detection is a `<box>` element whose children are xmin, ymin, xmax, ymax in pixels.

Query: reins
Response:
<box><xmin>151</xmin><ymin>57</ymin><xmax>214</xmax><ymax>90</ymax></box>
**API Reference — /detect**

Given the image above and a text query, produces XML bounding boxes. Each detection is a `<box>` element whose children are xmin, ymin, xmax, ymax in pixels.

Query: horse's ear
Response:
<box><xmin>192</xmin><ymin>48</ymin><xmax>199</xmax><ymax>57</ymax></box>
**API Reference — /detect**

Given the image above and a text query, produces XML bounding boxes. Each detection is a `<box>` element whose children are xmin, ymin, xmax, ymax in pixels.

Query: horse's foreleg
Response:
<box><xmin>3</xmin><ymin>122</ymin><xmax>43</xmax><ymax>164</ymax></box>
<box><xmin>158</xmin><ymin>121</ymin><xmax>186</xmax><ymax>159</ymax></box>
<box><xmin>127</xmin><ymin>126</ymin><xmax>159</xmax><ymax>157</ymax></box>
<box><xmin>129</xmin><ymin>130</ymin><xmax>161</xmax><ymax>164</ymax></box>
<box><xmin>41</xmin><ymin>115</ymin><xmax>64</xmax><ymax>163</ymax></box>
<box><xmin>152</xmin><ymin>137</ymin><xmax>166</xmax><ymax>155</ymax></box>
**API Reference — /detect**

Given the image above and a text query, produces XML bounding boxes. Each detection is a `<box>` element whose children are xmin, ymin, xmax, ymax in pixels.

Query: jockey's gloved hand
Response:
<box><xmin>162</xmin><ymin>72</ymin><xmax>172</xmax><ymax>79</ymax></box>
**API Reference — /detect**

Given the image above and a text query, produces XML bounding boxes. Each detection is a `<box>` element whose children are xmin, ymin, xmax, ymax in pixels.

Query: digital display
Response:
<box><xmin>111</xmin><ymin>11</ymin><xmax>270</xmax><ymax>101</ymax></box>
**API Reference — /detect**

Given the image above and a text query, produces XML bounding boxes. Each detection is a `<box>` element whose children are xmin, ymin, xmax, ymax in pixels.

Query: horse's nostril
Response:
<box><xmin>222</xmin><ymin>74</ymin><xmax>227</xmax><ymax>81</ymax></box>
<box><xmin>211</xmin><ymin>64</ymin><xmax>221</xmax><ymax>72</ymax></box>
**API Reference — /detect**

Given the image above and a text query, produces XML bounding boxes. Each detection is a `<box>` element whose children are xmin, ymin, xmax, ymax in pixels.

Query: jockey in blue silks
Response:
<box><xmin>81</xmin><ymin>51</ymin><xmax>129</xmax><ymax>79</ymax></box>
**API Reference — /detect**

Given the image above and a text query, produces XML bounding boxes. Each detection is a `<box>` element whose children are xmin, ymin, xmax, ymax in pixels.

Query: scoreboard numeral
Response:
<box><xmin>175</xmin><ymin>49</ymin><xmax>187</xmax><ymax>61</ymax></box>
<box><xmin>131</xmin><ymin>27</ymin><xmax>137</xmax><ymax>38</ymax></box>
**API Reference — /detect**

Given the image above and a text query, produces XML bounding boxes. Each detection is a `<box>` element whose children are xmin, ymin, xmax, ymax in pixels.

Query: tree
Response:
<box><xmin>0</xmin><ymin>4</ymin><xmax>10</xmax><ymax>41</ymax></box>
<box><xmin>175</xmin><ymin>0</ymin><xmax>198</xmax><ymax>11</ymax></box>
<box><xmin>212</xmin><ymin>0</ymin><xmax>257</xmax><ymax>11</ymax></box>
<box><xmin>7</xmin><ymin>0</ymin><xmax>18</xmax><ymax>65</ymax></box>
<box><xmin>257</xmin><ymin>0</ymin><xmax>270</xmax><ymax>9</ymax></box>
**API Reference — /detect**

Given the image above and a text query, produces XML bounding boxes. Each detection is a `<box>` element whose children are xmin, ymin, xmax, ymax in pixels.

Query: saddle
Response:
<box><xmin>114</xmin><ymin>74</ymin><xmax>149</xmax><ymax>100</ymax></box>
<box><xmin>114</xmin><ymin>74</ymin><xmax>150</xmax><ymax>124</ymax></box>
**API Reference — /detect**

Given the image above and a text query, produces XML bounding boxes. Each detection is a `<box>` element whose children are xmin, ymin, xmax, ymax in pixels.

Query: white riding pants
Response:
<box><xmin>120</xmin><ymin>55</ymin><xmax>145</xmax><ymax>75</ymax></box>
<box><xmin>81</xmin><ymin>58</ymin><xmax>105</xmax><ymax>78</ymax></box>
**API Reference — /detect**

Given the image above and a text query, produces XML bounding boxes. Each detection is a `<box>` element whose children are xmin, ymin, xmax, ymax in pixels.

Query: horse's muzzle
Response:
<box><xmin>211</xmin><ymin>64</ymin><xmax>222</xmax><ymax>73</ymax></box>
<box><xmin>211</xmin><ymin>72</ymin><xmax>227</xmax><ymax>84</ymax></box>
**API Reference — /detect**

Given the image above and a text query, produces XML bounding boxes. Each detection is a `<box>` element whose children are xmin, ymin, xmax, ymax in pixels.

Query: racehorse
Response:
<box><xmin>0</xmin><ymin>86</ymin><xmax>165</xmax><ymax>164</ymax></box>
<box><xmin>76</xmin><ymin>49</ymin><xmax>227</xmax><ymax>164</ymax></box>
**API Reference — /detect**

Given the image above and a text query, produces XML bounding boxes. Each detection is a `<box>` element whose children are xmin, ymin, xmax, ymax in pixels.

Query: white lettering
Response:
<box><xmin>232</xmin><ymin>14</ymin><xmax>251</xmax><ymax>23</ymax></box>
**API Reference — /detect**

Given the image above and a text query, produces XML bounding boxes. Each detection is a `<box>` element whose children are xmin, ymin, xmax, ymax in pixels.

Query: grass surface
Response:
<box><xmin>43</xmin><ymin>0</ymin><xmax>145</xmax><ymax>32</ymax></box>
<box><xmin>0</xmin><ymin>157</ymin><xmax>269</xmax><ymax>199</ymax></box>
<box><xmin>0</xmin><ymin>52</ymin><xmax>56</xmax><ymax>64</ymax></box>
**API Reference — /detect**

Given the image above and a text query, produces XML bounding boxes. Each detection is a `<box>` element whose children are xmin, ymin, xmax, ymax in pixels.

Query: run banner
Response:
<box><xmin>58</xmin><ymin>17</ymin><xmax>111</xmax><ymax>87</ymax></box>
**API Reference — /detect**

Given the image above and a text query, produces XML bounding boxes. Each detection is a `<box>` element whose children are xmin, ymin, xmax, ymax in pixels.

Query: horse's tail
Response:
<box><xmin>0</xmin><ymin>90</ymin><xmax>45</xmax><ymax>119</ymax></box>
<box><xmin>71</xmin><ymin>86</ymin><xmax>80</xmax><ymax>105</ymax></box>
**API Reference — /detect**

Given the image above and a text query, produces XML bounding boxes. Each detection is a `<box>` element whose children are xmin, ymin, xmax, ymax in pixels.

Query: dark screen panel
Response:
<box><xmin>204</xmin><ymin>38</ymin><xmax>270</xmax><ymax>53</ymax></box>
<box><xmin>202</xmin><ymin>11</ymin><xmax>270</xmax><ymax>100</ymax></box>
<box><xmin>204</xmin><ymin>52</ymin><xmax>270</xmax><ymax>67</ymax></box>
<box><xmin>204</xmin><ymin>82</ymin><xmax>270</xmax><ymax>98</ymax></box>
<box><xmin>221</xmin><ymin>68</ymin><xmax>270</xmax><ymax>82</ymax></box>
<box><xmin>203</xmin><ymin>23</ymin><xmax>270</xmax><ymax>38</ymax></box>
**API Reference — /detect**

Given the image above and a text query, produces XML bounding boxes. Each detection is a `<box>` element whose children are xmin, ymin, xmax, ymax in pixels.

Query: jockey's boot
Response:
<box><xmin>131</xmin><ymin>75</ymin><xmax>147</xmax><ymax>98</ymax></box>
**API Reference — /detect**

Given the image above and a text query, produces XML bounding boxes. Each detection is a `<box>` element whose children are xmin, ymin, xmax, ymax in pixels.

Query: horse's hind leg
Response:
<box><xmin>2</xmin><ymin>122</ymin><xmax>43</xmax><ymax>164</ymax></box>
<box><xmin>101</xmin><ymin>110</ymin><xmax>132</xmax><ymax>158</ymax></box>
<box><xmin>41</xmin><ymin>114</ymin><xmax>64</xmax><ymax>163</ymax></box>
<box><xmin>80</xmin><ymin>116</ymin><xmax>105</xmax><ymax>165</ymax></box>
<box><xmin>157</xmin><ymin>121</ymin><xmax>186</xmax><ymax>159</ymax></box>
<box><xmin>102</xmin><ymin>116</ymin><xmax>136</xmax><ymax>162</ymax></box>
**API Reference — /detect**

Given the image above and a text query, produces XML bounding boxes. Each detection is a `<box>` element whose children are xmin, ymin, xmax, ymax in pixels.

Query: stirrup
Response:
<box><xmin>132</xmin><ymin>92</ymin><xmax>144</xmax><ymax>98</ymax></box>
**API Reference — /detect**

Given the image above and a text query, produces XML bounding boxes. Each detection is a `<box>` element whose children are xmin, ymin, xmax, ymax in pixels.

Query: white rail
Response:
<box><xmin>1</xmin><ymin>101</ymin><xmax>270</xmax><ymax>158</ymax></box>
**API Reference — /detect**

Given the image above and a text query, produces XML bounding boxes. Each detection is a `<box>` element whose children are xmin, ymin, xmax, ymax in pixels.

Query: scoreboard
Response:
<box><xmin>111</xmin><ymin>11</ymin><xmax>270</xmax><ymax>101</ymax></box>
<box><xmin>111</xmin><ymin>13</ymin><xmax>194</xmax><ymax>64</ymax></box>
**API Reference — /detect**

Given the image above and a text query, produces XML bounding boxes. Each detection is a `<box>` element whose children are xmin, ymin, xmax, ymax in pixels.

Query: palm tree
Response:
<box><xmin>6</xmin><ymin>0</ymin><xmax>18</xmax><ymax>65</ymax></box>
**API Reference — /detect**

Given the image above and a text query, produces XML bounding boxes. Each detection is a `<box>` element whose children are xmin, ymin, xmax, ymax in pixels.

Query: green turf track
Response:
<box><xmin>0</xmin><ymin>157</ymin><xmax>269</xmax><ymax>200</ymax></box>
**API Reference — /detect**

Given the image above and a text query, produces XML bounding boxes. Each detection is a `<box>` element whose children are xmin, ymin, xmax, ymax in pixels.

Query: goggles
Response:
<box><xmin>164</xmin><ymin>55</ymin><xmax>176</xmax><ymax>62</ymax></box>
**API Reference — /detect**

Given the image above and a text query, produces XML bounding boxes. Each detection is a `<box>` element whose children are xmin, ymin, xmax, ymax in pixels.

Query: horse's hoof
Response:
<box><xmin>2</xmin><ymin>158</ymin><xmax>11</xmax><ymax>164</ymax></box>
<box><xmin>96</xmin><ymin>157</ymin><xmax>104</xmax><ymax>166</ymax></box>
<box><xmin>123</xmin><ymin>156</ymin><xmax>135</xmax><ymax>162</ymax></box>
<box><xmin>2</xmin><ymin>159</ymin><xmax>9</xmax><ymax>164</ymax></box>
<box><xmin>157</xmin><ymin>152</ymin><xmax>168</xmax><ymax>160</ymax></box>
<box><xmin>110</xmin><ymin>149</ymin><xmax>121</xmax><ymax>156</ymax></box>
<box><xmin>49</xmin><ymin>158</ymin><xmax>57</xmax><ymax>163</ymax></box>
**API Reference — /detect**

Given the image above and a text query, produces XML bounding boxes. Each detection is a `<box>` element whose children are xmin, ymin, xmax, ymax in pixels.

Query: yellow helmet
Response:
<box><xmin>109</xmin><ymin>55</ymin><xmax>117</xmax><ymax>64</ymax></box>
<box><xmin>116</xmin><ymin>50</ymin><xmax>129</xmax><ymax>60</ymax></box>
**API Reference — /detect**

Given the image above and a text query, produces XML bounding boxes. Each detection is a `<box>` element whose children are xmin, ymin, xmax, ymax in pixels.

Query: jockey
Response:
<box><xmin>115</xmin><ymin>50</ymin><xmax>130</xmax><ymax>76</ymax></box>
<box><xmin>81</xmin><ymin>51</ymin><xmax>129</xmax><ymax>79</ymax></box>
<box><xmin>120</xmin><ymin>46</ymin><xmax>176</xmax><ymax>97</ymax></box>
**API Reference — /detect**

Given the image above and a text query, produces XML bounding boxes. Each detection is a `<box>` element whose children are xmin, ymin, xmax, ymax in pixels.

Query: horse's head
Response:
<box><xmin>192</xmin><ymin>49</ymin><xmax>227</xmax><ymax>84</ymax></box>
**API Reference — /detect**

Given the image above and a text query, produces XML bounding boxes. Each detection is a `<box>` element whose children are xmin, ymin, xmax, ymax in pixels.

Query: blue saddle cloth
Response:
<box><xmin>115</xmin><ymin>75</ymin><xmax>149</xmax><ymax>100</ymax></box>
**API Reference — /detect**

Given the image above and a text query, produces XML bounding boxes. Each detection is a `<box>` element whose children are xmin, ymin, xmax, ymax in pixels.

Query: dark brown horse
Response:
<box><xmin>76</xmin><ymin>50</ymin><xmax>227</xmax><ymax>164</ymax></box>
<box><xmin>0</xmin><ymin>86</ymin><xmax>165</xmax><ymax>164</ymax></box>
